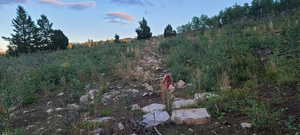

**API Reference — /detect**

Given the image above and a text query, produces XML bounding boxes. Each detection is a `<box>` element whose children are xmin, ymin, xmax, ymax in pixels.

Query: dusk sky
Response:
<box><xmin>0</xmin><ymin>0</ymin><xmax>252</xmax><ymax>50</ymax></box>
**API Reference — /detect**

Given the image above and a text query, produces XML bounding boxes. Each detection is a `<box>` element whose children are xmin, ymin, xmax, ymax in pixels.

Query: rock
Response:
<box><xmin>172</xmin><ymin>99</ymin><xmax>196</xmax><ymax>109</ymax></box>
<box><xmin>171</xmin><ymin>108</ymin><xmax>210</xmax><ymax>125</ymax></box>
<box><xmin>141</xmin><ymin>111</ymin><xmax>170</xmax><ymax>128</ymax></box>
<box><xmin>127</xmin><ymin>89</ymin><xmax>139</xmax><ymax>93</ymax></box>
<box><xmin>90</xmin><ymin>128</ymin><xmax>104</xmax><ymax>135</ymax></box>
<box><xmin>142</xmin><ymin>92</ymin><xmax>153</xmax><ymax>97</ymax></box>
<box><xmin>46</xmin><ymin>108</ymin><xmax>54</xmax><ymax>113</ymax></box>
<box><xmin>47</xmin><ymin>101</ymin><xmax>53</xmax><ymax>106</ymax></box>
<box><xmin>63</xmin><ymin>111</ymin><xmax>80</xmax><ymax>125</ymax></box>
<box><xmin>143</xmin><ymin>83</ymin><xmax>154</xmax><ymax>91</ymax></box>
<box><xmin>241</xmin><ymin>122</ymin><xmax>252</xmax><ymax>128</ymax></box>
<box><xmin>194</xmin><ymin>93</ymin><xmax>218</xmax><ymax>101</ymax></box>
<box><xmin>67</xmin><ymin>104</ymin><xmax>80</xmax><ymax>111</ymax></box>
<box><xmin>131</xmin><ymin>104</ymin><xmax>141</xmax><ymax>111</ymax></box>
<box><xmin>188</xmin><ymin>128</ymin><xmax>194</xmax><ymax>132</ymax></box>
<box><xmin>176</xmin><ymin>80</ymin><xmax>186</xmax><ymax>88</ymax></box>
<box><xmin>57</xmin><ymin>92</ymin><xmax>64</xmax><ymax>96</ymax></box>
<box><xmin>142</xmin><ymin>103</ymin><xmax>166</xmax><ymax>113</ymax></box>
<box><xmin>90</xmin><ymin>117</ymin><xmax>114</xmax><ymax>124</ymax></box>
<box><xmin>88</xmin><ymin>89</ymin><xmax>100</xmax><ymax>100</ymax></box>
<box><xmin>55</xmin><ymin>108</ymin><xmax>64</xmax><ymax>111</ymax></box>
<box><xmin>118</xmin><ymin>122</ymin><xmax>125</xmax><ymax>130</ymax></box>
<box><xmin>80</xmin><ymin>95</ymin><xmax>89</xmax><ymax>105</ymax></box>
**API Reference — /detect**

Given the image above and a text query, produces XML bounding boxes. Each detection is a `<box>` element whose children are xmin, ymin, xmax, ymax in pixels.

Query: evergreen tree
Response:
<box><xmin>164</xmin><ymin>24</ymin><xmax>176</xmax><ymax>37</ymax></box>
<box><xmin>2</xmin><ymin>6</ymin><xmax>39</xmax><ymax>55</ymax></box>
<box><xmin>37</xmin><ymin>15</ymin><xmax>53</xmax><ymax>50</ymax></box>
<box><xmin>114</xmin><ymin>34</ymin><xmax>120</xmax><ymax>43</ymax></box>
<box><xmin>50</xmin><ymin>30</ymin><xmax>68</xmax><ymax>50</ymax></box>
<box><xmin>136</xmin><ymin>18</ymin><xmax>152</xmax><ymax>40</ymax></box>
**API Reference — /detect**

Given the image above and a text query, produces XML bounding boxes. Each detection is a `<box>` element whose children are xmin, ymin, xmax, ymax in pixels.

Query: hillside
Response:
<box><xmin>1</xmin><ymin>3</ymin><xmax>300</xmax><ymax>135</ymax></box>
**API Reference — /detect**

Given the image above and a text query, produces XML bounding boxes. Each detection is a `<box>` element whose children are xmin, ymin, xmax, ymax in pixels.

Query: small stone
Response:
<box><xmin>57</xmin><ymin>92</ymin><xmax>64</xmax><ymax>96</ymax></box>
<box><xmin>171</xmin><ymin>108</ymin><xmax>210</xmax><ymax>125</ymax></box>
<box><xmin>80</xmin><ymin>95</ymin><xmax>89</xmax><ymax>105</ymax></box>
<box><xmin>141</xmin><ymin>111</ymin><xmax>170</xmax><ymax>127</ymax></box>
<box><xmin>188</xmin><ymin>128</ymin><xmax>194</xmax><ymax>132</ymax></box>
<box><xmin>90</xmin><ymin>117</ymin><xmax>114</xmax><ymax>124</ymax></box>
<box><xmin>67</xmin><ymin>104</ymin><xmax>80</xmax><ymax>111</ymax></box>
<box><xmin>90</xmin><ymin>128</ymin><xmax>104</xmax><ymax>135</ymax></box>
<box><xmin>172</xmin><ymin>99</ymin><xmax>196</xmax><ymax>109</ymax></box>
<box><xmin>88</xmin><ymin>89</ymin><xmax>100</xmax><ymax>100</ymax></box>
<box><xmin>55</xmin><ymin>108</ymin><xmax>64</xmax><ymax>111</ymax></box>
<box><xmin>194</xmin><ymin>93</ymin><xmax>218</xmax><ymax>101</ymax></box>
<box><xmin>144</xmin><ymin>83</ymin><xmax>154</xmax><ymax>91</ymax></box>
<box><xmin>46</xmin><ymin>108</ymin><xmax>53</xmax><ymax>113</ymax></box>
<box><xmin>118</xmin><ymin>122</ymin><xmax>125</xmax><ymax>130</ymax></box>
<box><xmin>241</xmin><ymin>122</ymin><xmax>252</xmax><ymax>128</ymax></box>
<box><xmin>142</xmin><ymin>103</ymin><xmax>166</xmax><ymax>113</ymax></box>
<box><xmin>131</xmin><ymin>104</ymin><xmax>141</xmax><ymax>111</ymax></box>
<box><xmin>176</xmin><ymin>80</ymin><xmax>186</xmax><ymax>88</ymax></box>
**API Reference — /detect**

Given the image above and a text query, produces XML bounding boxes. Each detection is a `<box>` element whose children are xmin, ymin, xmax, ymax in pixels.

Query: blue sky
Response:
<box><xmin>0</xmin><ymin>0</ymin><xmax>252</xmax><ymax>50</ymax></box>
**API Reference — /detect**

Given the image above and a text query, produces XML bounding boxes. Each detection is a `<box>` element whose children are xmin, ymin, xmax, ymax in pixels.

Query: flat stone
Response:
<box><xmin>90</xmin><ymin>117</ymin><xmax>114</xmax><ymax>124</ymax></box>
<box><xmin>241</xmin><ymin>122</ymin><xmax>252</xmax><ymax>128</ymax></box>
<box><xmin>171</xmin><ymin>108</ymin><xmax>210</xmax><ymax>125</ymax></box>
<box><xmin>142</xmin><ymin>103</ymin><xmax>166</xmax><ymax>113</ymax></box>
<box><xmin>176</xmin><ymin>80</ymin><xmax>186</xmax><ymax>88</ymax></box>
<box><xmin>141</xmin><ymin>111</ymin><xmax>170</xmax><ymax>128</ymax></box>
<box><xmin>172</xmin><ymin>99</ymin><xmax>196</xmax><ymax>109</ymax></box>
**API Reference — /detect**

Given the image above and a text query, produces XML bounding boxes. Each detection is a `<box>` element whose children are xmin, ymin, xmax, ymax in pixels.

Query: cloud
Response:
<box><xmin>39</xmin><ymin>0</ymin><xmax>96</xmax><ymax>10</ymax></box>
<box><xmin>0</xmin><ymin>0</ymin><xmax>26</xmax><ymax>5</ymax></box>
<box><xmin>105</xmin><ymin>12</ymin><xmax>135</xmax><ymax>24</ymax></box>
<box><xmin>111</xmin><ymin>0</ymin><xmax>153</xmax><ymax>6</ymax></box>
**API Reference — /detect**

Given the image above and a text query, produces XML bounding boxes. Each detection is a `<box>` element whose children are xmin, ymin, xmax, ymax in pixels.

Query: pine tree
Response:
<box><xmin>164</xmin><ymin>24</ymin><xmax>176</xmax><ymax>37</ymax></box>
<box><xmin>2</xmin><ymin>6</ymin><xmax>39</xmax><ymax>55</ymax></box>
<box><xmin>50</xmin><ymin>30</ymin><xmax>68</xmax><ymax>50</ymax></box>
<box><xmin>114</xmin><ymin>34</ymin><xmax>120</xmax><ymax>43</ymax></box>
<box><xmin>37</xmin><ymin>15</ymin><xmax>53</xmax><ymax>50</ymax></box>
<box><xmin>136</xmin><ymin>18</ymin><xmax>152</xmax><ymax>40</ymax></box>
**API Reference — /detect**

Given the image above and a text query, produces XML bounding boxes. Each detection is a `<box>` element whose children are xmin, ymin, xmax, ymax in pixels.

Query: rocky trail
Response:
<box><xmin>9</xmin><ymin>39</ymin><xmax>254</xmax><ymax>135</ymax></box>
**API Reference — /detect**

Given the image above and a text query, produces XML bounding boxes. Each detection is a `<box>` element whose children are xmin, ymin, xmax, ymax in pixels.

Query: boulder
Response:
<box><xmin>172</xmin><ymin>99</ymin><xmax>196</xmax><ymax>109</ymax></box>
<box><xmin>176</xmin><ymin>80</ymin><xmax>186</xmax><ymax>88</ymax></box>
<box><xmin>142</xmin><ymin>103</ymin><xmax>166</xmax><ymax>113</ymax></box>
<box><xmin>171</xmin><ymin>108</ymin><xmax>210</xmax><ymax>125</ymax></box>
<box><xmin>141</xmin><ymin>111</ymin><xmax>170</xmax><ymax>128</ymax></box>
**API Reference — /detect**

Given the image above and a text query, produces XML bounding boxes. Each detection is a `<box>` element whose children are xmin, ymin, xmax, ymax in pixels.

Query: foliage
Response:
<box><xmin>136</xmin><ymin>18</ymin><xmax>152</xmax><ymax>40</ymax></box>
<box><xmin>2</xmin><ymin>6</ymin><xmax>68</xmax><ymax>56</ymax></box>
<box><xmin>114</xmin><ymin>34</ymin><xmax>120</xmax><ymax>43</ymax></box>
<box><xmin>164</xmin><ymin>24</ymin><xmax>176</xmax><ymax>38</ymax></box>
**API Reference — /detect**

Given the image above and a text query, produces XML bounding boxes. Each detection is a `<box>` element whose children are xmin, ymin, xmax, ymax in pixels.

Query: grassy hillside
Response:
<box><xmin>159</xmin><ymin>9</ymin><xmax>300</xmax><ymax>134</ymax></box>
<box><xmin>0</xmin><ymin>4</ymin><xmax>299</xmax><ymax>135</ymax></box>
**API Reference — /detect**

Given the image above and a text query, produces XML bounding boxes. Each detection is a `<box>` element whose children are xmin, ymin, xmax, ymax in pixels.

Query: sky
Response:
<box><xmin>0</xmin><ymin>0</ymin><xmax>252</xmax><ymax>50</ymax></box>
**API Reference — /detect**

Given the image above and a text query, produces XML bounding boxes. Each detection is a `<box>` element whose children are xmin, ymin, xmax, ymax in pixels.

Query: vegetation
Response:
<box><xmin>114</xmin><ymin>34</ymin><xmax>120</xmax><ymax>43</ymax></box>
<box><xmin>2</xmin><ymin>6</ymin><xmax>68</xmax><ymax>56</ymax></box>
<box><xmin>136</xmin><ymin>18</ymin><xmax>152</xmax><ymax>40</ymax></box>
<box><xmin>164</xmin><ymin>24</ymin><xmax>176</xmax><ymax>38</ymax></box>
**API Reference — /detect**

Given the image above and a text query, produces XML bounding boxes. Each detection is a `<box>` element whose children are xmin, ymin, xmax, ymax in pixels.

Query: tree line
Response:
<box><xmin>2</xmin><ymin>6</ymin><xmax>68</xmax><ymax>56</ymax></box>
<box><xmin>177</xmin><ymin>0</ymin><xmax>300</xmax><ymax>33</ymax></box>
